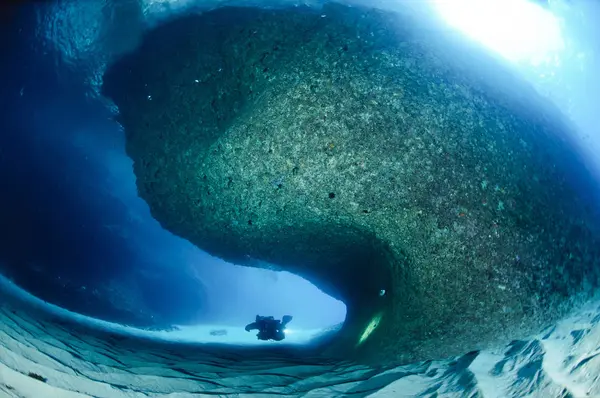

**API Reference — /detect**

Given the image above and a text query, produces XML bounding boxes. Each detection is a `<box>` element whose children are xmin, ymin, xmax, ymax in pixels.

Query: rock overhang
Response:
<box><xmin>102</xmin><ymin>3</ymin><xmax>600</xmax><ymax>365</ymax></box>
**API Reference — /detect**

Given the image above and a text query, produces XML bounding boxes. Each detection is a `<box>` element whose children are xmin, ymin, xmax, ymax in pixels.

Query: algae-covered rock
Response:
<box><xmin>103</xmin><ymin>4</ymin><xmax>600</xmax><ymax>364</ymax></box>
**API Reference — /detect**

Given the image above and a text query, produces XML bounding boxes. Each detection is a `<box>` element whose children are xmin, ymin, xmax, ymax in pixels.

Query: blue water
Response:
<box><xmin>1</xmin><ymin>0</ymin><xmax>600</xmax><ymax>396</ymax></box>
<box><xmin>0</xmin><ymin>0</ymin><xmax>345</xmax><ymax>332</ymax></box>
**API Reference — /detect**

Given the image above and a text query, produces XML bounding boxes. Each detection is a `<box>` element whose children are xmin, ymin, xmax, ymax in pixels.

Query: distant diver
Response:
<box><xmin>245</xmin><ymin>315</ymin><xmax>293</xmax><ymax>341</ymax></box>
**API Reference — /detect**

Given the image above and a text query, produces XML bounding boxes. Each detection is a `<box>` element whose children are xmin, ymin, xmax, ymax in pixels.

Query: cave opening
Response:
<box><xmin>2</xmin><ymin>0</ymin><xmax>600</xmax><ymax>395</ymax></box>
<box><xmin>170</xmin><ymin>259</ymin><xmax>350</xmax><ymax>345</ymax></box>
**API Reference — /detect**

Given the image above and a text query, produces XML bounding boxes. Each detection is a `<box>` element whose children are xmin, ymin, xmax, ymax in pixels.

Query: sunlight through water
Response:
<box><xmin>434</xmin><ymin>0</ymin><xmax>565</xmax><ymax>65</ymax></box>
<box><xmin>2</xmin><ymin>0</ymin><xmax>600</xmax><ymax>396</ymax></box>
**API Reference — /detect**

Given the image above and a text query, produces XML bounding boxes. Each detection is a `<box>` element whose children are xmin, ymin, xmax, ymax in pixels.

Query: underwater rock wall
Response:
<box><xmin>1</xmin><ymin>279</ymin><xmax>599</xmax><ymax>397</ymax></box>
<box><xmin>102</xmin><ymin>3</ymin><xmax>600</xmax><ymax>365</ymax></box>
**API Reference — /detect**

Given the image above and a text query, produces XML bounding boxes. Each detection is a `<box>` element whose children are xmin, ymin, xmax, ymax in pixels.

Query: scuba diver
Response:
<box><xmin>245</xmin><ymin>315</ymin><xmax>293</xmax><ymax>341</ymax></box>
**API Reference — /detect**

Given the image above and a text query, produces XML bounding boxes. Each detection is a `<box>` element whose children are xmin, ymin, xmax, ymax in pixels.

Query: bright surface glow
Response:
<box><xmin>434</xmin><ymin>0</ymin><xmax>565</xmax><ymax>64</ymax></box>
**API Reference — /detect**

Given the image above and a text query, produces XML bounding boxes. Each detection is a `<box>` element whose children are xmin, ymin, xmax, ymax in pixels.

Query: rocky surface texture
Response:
<box><xmin>102</xmin><ymin>4</ymin><xmax>600</xmax><ymax>364</ymax></box>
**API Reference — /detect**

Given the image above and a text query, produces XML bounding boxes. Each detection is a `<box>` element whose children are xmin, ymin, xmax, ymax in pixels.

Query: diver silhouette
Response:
<box><xmin>245</xmin><ymin>315</ymin><xmax>293</xmax><ymax>341</ymax></box>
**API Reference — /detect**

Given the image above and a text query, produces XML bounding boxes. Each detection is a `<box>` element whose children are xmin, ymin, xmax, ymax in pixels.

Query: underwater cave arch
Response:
<box><xmin>102</xmin><ymin>2</ymin><xmax>600</xmax><ymax>366</ymax></box>
<box><xmin>2</xmin><ymin>0</ymin><xmax>600</xmax><ymax>396</ymax></box>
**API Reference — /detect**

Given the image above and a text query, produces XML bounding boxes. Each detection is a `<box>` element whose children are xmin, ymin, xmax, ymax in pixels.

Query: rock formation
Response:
<box><xmin>103</xmin><ymin>4</ymin><xmax>600</xmax><ymax>364</ymax></box>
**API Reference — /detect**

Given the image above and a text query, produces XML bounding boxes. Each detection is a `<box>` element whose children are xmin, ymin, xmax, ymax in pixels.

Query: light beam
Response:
<box><xmin>434</xmin><ymin>0</ymin><xmax>564</xmax><ymax>65</ymax></box>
